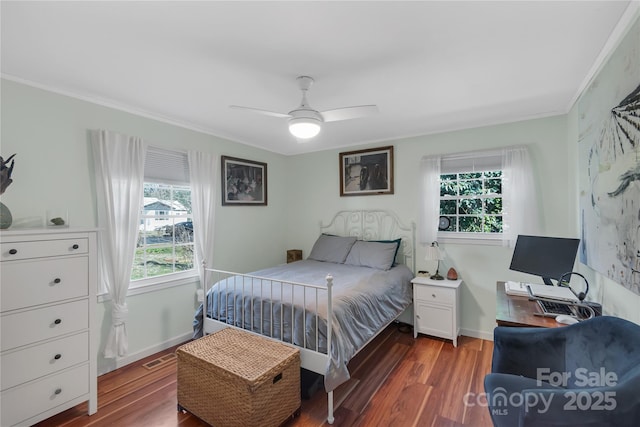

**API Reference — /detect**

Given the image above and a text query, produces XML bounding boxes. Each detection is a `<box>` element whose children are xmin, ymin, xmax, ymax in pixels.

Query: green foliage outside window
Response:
<box><xmin>439</xmin><ymin>171</ymin><xmax>503</xmax><ymax>233</ymax></box>
<box><xmin>131</xmin><ymin>246</ymin><xmax>194</xmax><ymax>280</ymax></box>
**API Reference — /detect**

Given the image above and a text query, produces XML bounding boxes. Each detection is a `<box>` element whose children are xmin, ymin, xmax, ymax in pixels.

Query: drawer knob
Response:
<box><xmin>54</xmin><ymin>318</ymin><xmax>62</xmax><ymax>325</ymax></box>
<box><xmin>72</xmin><ymin>244</ymin><xmax>79</xmax><ymax>250</ymax></box>
<box><xmin>54</xmin><ymin>278</ymin><xmax>62</xmax><ymax>284</ymax></box>
<box><xmin>54</xmin><ymin>388</ymin><xmax>62</xmax><ymax>395</ymax></box>
<box><xmin>432</xmin><ymin>294</ymin><xmax>436</xmax><ymax>298</ymax></box>
<box><xmin>54</xmin><ymin>354</ymin><xmax>62</xmax><ymax>360</ymax></box>
<box><xmin>8</xmin><ymin>248</ymin><xmax>17</xmax><ymax>255</ymax></box>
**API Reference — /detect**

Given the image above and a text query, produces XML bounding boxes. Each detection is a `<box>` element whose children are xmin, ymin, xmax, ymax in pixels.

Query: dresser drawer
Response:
<box><xmin>1</xmin><ymin>238</ymin><xmax>88</xmax><ymax>261</ymax></box>
<box><xmin>1</xmin><ymin>300</ymin><xmax>88</xmax><ymax>351</ymax></box>
<box><xmin>414</xmin><ymin>284</ymin><xmax>455</xmax><ymax>305</ymax></box>
<box><xmin>1</xmin><ymin>257</ymin><xmax>88</xmax><ymax>312</ymax></box>
<box><xmin>1</xmin><ymin>332</ymin><xmax>89</xmax><ymax>390</ymax></box>
<box><xmin>1</xmin><ymin>364</ymin><xmax>89</xmax><ymax>427</ymax></box>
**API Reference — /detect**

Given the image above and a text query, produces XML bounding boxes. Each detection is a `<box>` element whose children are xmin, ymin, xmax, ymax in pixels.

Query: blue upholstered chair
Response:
<box><xmin>484</xmin><ymin>316</ymin><xmax>640</xmax><ymax>427</ymax></box>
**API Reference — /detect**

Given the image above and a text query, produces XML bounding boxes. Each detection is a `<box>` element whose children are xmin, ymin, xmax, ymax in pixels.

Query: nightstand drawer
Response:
<box><xmin>414</xmin><ymin>285</ymin><xmax>455</xmax><ymax>305</ymax></box>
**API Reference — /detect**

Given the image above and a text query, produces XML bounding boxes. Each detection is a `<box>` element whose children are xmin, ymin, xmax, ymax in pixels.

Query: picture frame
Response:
<box><xmin>339</xmin><ymin>146</ymin><xmax>394</xmax><ymax>196</ymax></box>
<box><xmin>221</xmin><ymin>156</ymin><xmax>267</xmax><ymax>206</ymax></box>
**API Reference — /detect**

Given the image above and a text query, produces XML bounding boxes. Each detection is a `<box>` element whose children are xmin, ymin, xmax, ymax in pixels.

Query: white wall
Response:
<box><xmin>568</xmin><ymin>104</ymin><xmax>640</xmax><ymax>324</ymax></box>
<box><xmin>286</xmin><ymin>115</ymin><xmax>574</xmax><ymax>339</ymax></box>
<box><xmin>0</xmin><ymin>79</ymin><xmax>289</xmax><ymax>373</ymax></box>
<box><xmin>565</xmin><ymin>12</ymin><xmax>640</xmax><ymax>325</ymax></box>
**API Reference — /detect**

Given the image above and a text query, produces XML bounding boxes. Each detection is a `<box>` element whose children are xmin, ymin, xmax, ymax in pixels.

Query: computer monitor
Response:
<box><xmin>509</xmin><ymin>235</ymin><xmax>580</xmax><ymax>286</ymax></box>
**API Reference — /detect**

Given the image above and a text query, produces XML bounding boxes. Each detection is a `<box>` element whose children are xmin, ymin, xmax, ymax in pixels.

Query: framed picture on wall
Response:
<box><xmin>339</xmin><ymin>146</ymin><xmax>394</xmax><ymax>196</ymax></box>
<box><xmin>221</xmin><ymin>156</ymin><xmax>267</xmax><ymax>206</ymax></box>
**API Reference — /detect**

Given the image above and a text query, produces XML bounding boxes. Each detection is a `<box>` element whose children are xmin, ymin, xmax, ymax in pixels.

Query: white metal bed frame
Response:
<box><xmin>202</xmin><ymin>210</ymin><xmax>415</xmax><ymax>424</ymax></box>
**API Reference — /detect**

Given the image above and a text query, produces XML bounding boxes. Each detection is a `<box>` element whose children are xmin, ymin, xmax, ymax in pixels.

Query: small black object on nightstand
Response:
<box><xmin>287</xmin><ymin>249</ymin><xmax>303</xmax><ymax>263</ymax></box>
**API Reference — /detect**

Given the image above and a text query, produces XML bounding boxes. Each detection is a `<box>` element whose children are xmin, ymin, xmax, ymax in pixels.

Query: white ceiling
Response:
<box><xmin>1</xmin><ymin>1</ymin><xmax>636</xmax><ymax>155</ymax></box>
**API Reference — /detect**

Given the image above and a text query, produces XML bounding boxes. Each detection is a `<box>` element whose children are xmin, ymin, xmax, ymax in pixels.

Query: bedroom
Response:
<box><xmin>1</xmin><ymin>1</ymin><xmax>639</xmax><ymax>426</ymax></box>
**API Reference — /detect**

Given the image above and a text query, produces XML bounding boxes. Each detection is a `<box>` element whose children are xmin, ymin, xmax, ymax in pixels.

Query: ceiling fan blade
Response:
<box><xmin>321</xmin><ymin>105</ymin><xmax>379</xmax><ymax>122</ymax></box>
<box><xmin>229</xmin><ymin>105</ymin><xmax>291</xmax><ymax>119</ymax></box>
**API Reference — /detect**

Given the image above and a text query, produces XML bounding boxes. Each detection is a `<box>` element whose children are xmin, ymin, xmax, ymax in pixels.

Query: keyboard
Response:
<box><xmin>537</xmin><ymin>300</ymin><xmax>574</xmax><ymax>317</ymax></box>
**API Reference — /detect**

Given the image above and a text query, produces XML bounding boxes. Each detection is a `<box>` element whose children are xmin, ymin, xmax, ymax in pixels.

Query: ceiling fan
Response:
<box><xmin>230</xmin><ymin>76</ymin><xmax>378</xmax><ymax>140</ymax></box>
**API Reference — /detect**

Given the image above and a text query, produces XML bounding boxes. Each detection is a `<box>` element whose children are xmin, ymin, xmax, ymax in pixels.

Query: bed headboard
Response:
<box><xmin>319</xmin><ymin>210</ymin><xmax>416</xmax><ymax>273</ymax></box>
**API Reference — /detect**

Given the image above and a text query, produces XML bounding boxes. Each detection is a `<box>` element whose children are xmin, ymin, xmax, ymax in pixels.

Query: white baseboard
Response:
<box><xmin>460</xmin><ymin>328</ymin><xmax>493</xmax><ymax>342</ymax></box>
<box><xmin>96</xmin><ymin>326</ymin><xmax>493</xmax><ymax>376</ymax></box>
<box><xmin>98</xmin><ymin>331</ymin><xmax>193</xmax><ymax>376</ymax></box>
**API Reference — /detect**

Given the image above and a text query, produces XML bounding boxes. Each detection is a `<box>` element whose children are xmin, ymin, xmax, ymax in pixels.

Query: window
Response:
<box><xmin>439</xmin><ymin>170</ymin><xmax>503</xmax><ymax>233</ymax></box>
<box><xmin>131</xmin><ymin>147</ymin><xmax>195</xmax><ymax>283</ymax></box>
<box><xmin>419</xmin><ymin>146</ymin><xmax>539</xmax><ymax>246</ymax></box>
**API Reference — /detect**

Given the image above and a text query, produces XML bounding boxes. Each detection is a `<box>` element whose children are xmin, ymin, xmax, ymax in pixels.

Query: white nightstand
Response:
<box><xmin>411</xmin><ymin>276</ymin><xmax>462</xmax><ymax>346</ymax></box>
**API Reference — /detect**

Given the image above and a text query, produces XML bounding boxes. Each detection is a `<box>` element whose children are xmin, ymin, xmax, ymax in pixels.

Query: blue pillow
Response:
<box><xmin>344</xmin><ymin>240</ymin><xmax>400</xmax><ymax>270</ymax></box>
<box><xmin>308</xmin><ymin>234</ymin><xmax>357</xmax><ymax>263</ymax></box>
<box><xmin>372</xmin><ymin>238</ymin><xmax>402</xmax><ymax>264</ymax></box>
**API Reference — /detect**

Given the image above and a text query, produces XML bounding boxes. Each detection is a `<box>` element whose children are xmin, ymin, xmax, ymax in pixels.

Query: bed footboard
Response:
<box><xmin>202</xmin><ymin>266</ymin><xmax>335</xmax><ymax>423</ymax></box>
<box><xmin>202</xmin><ymin>266</ymin><xmax>333</xmax><ymax>373</ymax></box>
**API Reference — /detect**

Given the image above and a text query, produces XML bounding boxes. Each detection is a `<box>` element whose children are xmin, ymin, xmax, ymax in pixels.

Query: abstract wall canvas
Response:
<box><xmin>578</xmin><ymin>17</ymin><xmax>640</xmax><ymax>295</ymax></box>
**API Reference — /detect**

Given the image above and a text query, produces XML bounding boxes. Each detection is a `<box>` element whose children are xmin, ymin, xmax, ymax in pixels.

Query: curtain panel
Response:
<box><xmin>418</xmin><ymin>156</ymin><xmax>441</xmax><ymax>245</ymax></box>
<box><xmin>501</xmin><ymin>146</ymin><xmax>540</xmax><ymax>247</ymax></box>
<box><xmin>188</xmin><ymin>151</ymin><xmax>217</xmax><ymax>289</ymax></box>
<box><xmin>91</xmin><ymin>129</ymin><xmax>147</xmax><ymax>358</ymax></box>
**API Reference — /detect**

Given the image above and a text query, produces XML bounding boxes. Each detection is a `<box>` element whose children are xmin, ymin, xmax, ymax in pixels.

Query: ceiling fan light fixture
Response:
<box><xmin>230</xmin><ymin>75</ymin><xmax>377</xmax><ymax>142</ymax></box>
<box><xmin>289</xmin><ymin>117</ymin><xmax>321</xmax><ymax>139</ymax></box>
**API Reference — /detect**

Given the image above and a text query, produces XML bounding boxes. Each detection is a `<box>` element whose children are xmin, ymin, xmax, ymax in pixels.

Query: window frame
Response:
<box><xmin>131</xmin><ymin>182</ymin><xmax>196</xmax><ymax>287</ymax></box>
<box><xmin>439</xmin><ymin>170</ymin><xmax>503</xmax><ymax>232</ymax></box>
<box><xmin>436</xmin><ymin>150</ymin><xmax>504</xmax><ymax>245</ymax></box>
<box><xmin>129</xmin><ymin>147</ymin><xmax>197</xmax><ymax>290</ymax></box>
<box><xmin>98</xmin><ymin>270</ymin><xmax>197</xmax><ymax>302</ymax></box>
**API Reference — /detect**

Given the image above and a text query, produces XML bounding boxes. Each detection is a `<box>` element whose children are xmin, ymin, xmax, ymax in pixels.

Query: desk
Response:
<box><xmin>496</xmin><ymin>282</ymin><xmax>561</xmax><ymax>328</ymax></box>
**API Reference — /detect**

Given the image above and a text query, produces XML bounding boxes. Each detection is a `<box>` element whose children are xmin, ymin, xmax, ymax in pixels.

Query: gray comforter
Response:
<box><xmin>193</xmin><ymin>259</ymin><xmax>413</xmax><ymax>391</ymax></box>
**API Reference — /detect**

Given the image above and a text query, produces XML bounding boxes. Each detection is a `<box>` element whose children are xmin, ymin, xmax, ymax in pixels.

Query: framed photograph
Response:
<box><xmin>221</xmin><ymin>156</ymin><xmax>267</xmax><ymax>205</ymax></box>
<box><xmin>339</xmin><ymin>146</ymin><xmax>394</xmax><ymax>196</ymax></box>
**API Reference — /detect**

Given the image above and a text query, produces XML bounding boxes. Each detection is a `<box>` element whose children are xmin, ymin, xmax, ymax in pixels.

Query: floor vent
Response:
<box><xmin>142</xmin><ymin>352</ymin><xmax>176</xmax><ymax>370</ymax></box>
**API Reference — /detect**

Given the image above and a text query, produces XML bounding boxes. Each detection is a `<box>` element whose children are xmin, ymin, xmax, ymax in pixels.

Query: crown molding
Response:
<box><xmin>566</xmin><ymin>1</ymin><xmax>640</xmax><ymax>112</ymax></box>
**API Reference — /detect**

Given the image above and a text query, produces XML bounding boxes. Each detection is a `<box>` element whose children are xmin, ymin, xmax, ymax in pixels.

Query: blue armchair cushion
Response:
<box><xmin>485</xmin><ymin>316</ymin><xmax>640</xmax><ymax>427</ymax></box>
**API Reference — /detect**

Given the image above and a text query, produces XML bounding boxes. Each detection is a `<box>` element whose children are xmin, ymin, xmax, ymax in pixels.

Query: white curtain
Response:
<box><xmin>418</xmin><ymin>155</ymin><xmax>441</xmax><ymax>244</ymax></box>
<box><xmin>502</xmin><ymin>146</ymin><xmax>540</xmax><ymax>247</ymax></box>
<box><xmin>188</xmin><ymin>151</ymin><xmax>217</xmax><ymax>288</ymax></box>
<box><xmin>91</xmin><ymin>130</ymin><xmax>146</xmax><ymax>358</ymax></box>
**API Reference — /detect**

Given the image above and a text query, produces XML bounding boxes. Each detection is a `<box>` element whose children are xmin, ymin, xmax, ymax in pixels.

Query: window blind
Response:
<box><xmin>144</xmin><ymin>146</ymin><xmax>190</xmax><ymax>185</ymax></box>
<box><xmin>439</xmin><ymin>149</ymin><xmax>502</xmax><ymax>174</ymax></box>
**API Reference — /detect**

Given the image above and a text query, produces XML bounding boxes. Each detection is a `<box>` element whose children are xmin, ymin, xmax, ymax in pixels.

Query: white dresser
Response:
<box><xmin>411</xmin><ymin>276</ymin><xmax>462</xmax><ymax>346</ymax></box>
<box><xmin>1</xmin><ymin>228</ymin><xmax>97</xmax><ymax>426</ymax></box>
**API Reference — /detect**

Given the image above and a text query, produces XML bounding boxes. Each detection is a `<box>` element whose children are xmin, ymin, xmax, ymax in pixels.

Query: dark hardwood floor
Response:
<box><xmin>35</xmin><ymin>325</ymin><xmax>494</xmax><ymax>427</ymax></box>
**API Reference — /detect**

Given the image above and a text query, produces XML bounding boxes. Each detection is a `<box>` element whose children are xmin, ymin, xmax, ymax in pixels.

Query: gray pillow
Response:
<box><xmin>308</xmin><ymin>234</ymin><xmax>357</xmax><ymax>263</ymax></box>
<box><xmin>344</xmin><ymin>240</ymin><xmax>399</xmax><ymax>270</ymax></box>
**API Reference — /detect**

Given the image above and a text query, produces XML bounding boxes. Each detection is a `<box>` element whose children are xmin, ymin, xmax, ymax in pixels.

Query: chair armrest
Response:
<box><xmin>486</xmin><ymin>374</ymin><xmax>640</xmax><ymax>426</ymax></box>
<box><xmin>492</xmin><ymin>326</ymin><xmax>567</xmax><ymax>378</ymax></box>
<box><xmin>521</xmin><ymin>380</ymin><xmax>640</xmax><ymax>427</ymax></box>
<box><xmin>484</xmin><ymin>373</ymin><xmax>561</xmax><ymax>427</ymax></box>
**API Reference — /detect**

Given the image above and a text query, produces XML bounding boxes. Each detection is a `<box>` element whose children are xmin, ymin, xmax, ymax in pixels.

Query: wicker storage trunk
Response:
<box><xmin>177</xmin><ymin>328</ymin><xmax>301</xmax><ymax>427</ymax></box>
